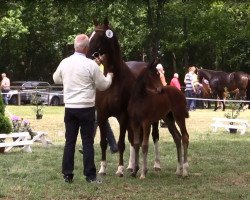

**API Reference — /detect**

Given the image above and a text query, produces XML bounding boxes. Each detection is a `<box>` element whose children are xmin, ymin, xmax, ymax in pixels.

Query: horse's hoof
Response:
<box><xmin>126</xmin><ymin>167</ymin><xmax>133</xmax><ymax>172</ymax></box>
<box><xmin>115</xmin><ymin>172</ymin><xmax>124</xmax><ymax>177</ymax></box>
<box><xmin>182</xmin><ymin>172</ymin><xmax>188</xmax><ymax>177</ymax></box>
<box><xmin>154</xmin><ymin>167</ymin><xmax>161</xmax><ymax>172</ymax></box>
<box><xmin>131</xmin><ymin>172</ymin><xmax>137</xmax><ymax>178</ymax></box>
<box><xmin>116</xmin><ymin>165</ymin><xmax>124</xmax><ymax>177</ymax></box>
<box><xmin>98</xmin><ymin>172</ymin><xmax>106</xmax><ymax>176</ymax></box>
<box><xmin>175</xmin><ymin>170</ymin><xmax>182</xmax><ymax>176</ymax></box>
<box><xmin>140</xmin><ymin>175</ymin><xmax>146</xmax><ymax>179</ymax></box>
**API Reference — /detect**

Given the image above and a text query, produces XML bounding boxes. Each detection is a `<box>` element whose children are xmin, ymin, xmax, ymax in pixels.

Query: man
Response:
<box><xmin>184</xmin><ymin>66</ymin><xmax>196</xmax><ymax>111</ymax></box>
<box><xmin>1</xmin><ymin>73</ymin><xmax>10</xmax><ymax>105</ymax></box>
<box><xmin>53</xmin><ymin>34</ymin><xmax>113</xmax><ymax>184</ymax></box>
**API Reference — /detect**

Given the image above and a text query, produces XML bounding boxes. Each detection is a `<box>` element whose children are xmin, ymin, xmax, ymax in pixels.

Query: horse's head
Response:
<box><xmin>87</xmin><ymin>17</ymin><xmax>121</xmax><ymax>73</ymax></box>
<box><xmin>197</xmin><ymin>69</ymin><xmax>205</xmax><ymax>84</ymax></box>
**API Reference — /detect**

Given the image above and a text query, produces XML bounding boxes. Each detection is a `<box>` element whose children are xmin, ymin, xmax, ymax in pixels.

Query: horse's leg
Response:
<box><xmin>213</xmin><ymin>94</ymin><xmax>219</xmax><ymax>111</ymax></box>
<box><xmin>151</xmin><ymin>121</ymin><xmax>161</xmax><ymax>171</ymax></box>
<box><xmin>126</xmin><ymin>123</ymin><xmax>135</xmax><ymax>172</ymax></box>
<box><xmin>115</xmin><ymin>119</ymin><xmax>127</xmax><ymax>177</ymax></box>
<box><xmin>98</xmin><ymin>120</ymin><xmax>108</xmax><ymax>175</ymax></box>
<box><xmin>175</xmin><ymin>116</ymin><xmax>189</xmax><ymax>177</ymax></box>
<box><xmin>140</xmin><ymin>122</ymin><xmax>151</xmax><ymax>179</ymax></box>
<box><xmin>165</xmin><ymin>113</ymin><xmax>183</xmax><ymax>176</ymax></box>
<box><xmin>126</xmin><ymin>144</ymin><xmax>135</xmax><ymax>172</ymax></box>
<box><xmin>131</xmin><ymin>121</ymin><xmax>141</xmax><ymax>178</ymax></box>
<box><xmin>218</xmin><ymin>92</ymin><xmax>225</xmax><ymax>111</ymax></box>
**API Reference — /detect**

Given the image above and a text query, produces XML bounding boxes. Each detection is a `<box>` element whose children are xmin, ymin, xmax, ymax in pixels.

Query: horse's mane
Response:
<box><xmin>132</xmin><ymin>68</ymin><xmax>148</xmax><ymax>97</ymax></box>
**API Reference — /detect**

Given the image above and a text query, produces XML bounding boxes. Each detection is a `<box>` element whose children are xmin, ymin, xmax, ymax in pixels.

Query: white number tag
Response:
<box><xmin>105</xmin><ymin>29</ymin><xmax>113</xmax><ymax>38</ymax></box>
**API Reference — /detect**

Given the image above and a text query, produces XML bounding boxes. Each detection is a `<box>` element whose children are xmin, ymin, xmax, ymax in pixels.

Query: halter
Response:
<box><xmin>89</xmin><ymin>27</ymin><xmax>114</xmax><ymax>59</ymax></box>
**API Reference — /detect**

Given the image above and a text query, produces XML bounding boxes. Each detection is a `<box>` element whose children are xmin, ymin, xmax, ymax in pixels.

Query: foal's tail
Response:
<box><xmin>185</xmin><ymin>108</ymin><xmax>190</xmax><ymax>119</ymax></box>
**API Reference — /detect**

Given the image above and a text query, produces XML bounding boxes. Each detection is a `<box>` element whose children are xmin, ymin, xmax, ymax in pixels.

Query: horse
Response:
<box><xmin>128</xmin><ymin>58</ymin><xmax>190</xmax><ymax>179</ymax></box>
<box><xmin>86</xmin><ymin>18</ymin><xmax>161</xmax><ymax>176</ymax></box>
<box><xmin>200</xmin><ymin>78</ymin><xmax>212</xmax><ymax>109</ymax></box>
<box><xmin>197</xmin><ymin>68</ymin><xmax>249</xmax><ymax>111</ymax></box>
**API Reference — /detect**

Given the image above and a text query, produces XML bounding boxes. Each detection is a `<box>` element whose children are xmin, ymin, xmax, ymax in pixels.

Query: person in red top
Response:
<box><xmin>170</xmin><ymin>73</ymin><xmax>181</xmax><ymax>90</ymax></box>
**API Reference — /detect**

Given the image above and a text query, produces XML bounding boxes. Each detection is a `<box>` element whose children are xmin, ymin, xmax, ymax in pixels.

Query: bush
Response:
<box><xmin>0</xmin><ymin>95</ymin><xmax>12</xmax><ymax>142</ymax></box>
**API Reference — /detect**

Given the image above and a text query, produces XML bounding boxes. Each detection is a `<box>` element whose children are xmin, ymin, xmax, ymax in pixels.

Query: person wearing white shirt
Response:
<box><xmin>1</xmin><ymin>73</ymin><xmax>10</xmax><ymax>105</ymax></box>
<box><xmin>53</xmin><ymin>34</ymin><xmax>113</xmax><ymax>184</ymax></box>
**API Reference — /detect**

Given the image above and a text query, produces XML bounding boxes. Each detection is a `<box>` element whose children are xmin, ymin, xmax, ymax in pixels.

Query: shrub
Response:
<box><xmin>0</xmin><ymin>95</ymin><xmax>12</xmax><ymax>142</ymax></box>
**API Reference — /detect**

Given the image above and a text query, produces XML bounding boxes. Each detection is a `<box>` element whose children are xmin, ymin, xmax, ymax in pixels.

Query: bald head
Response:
<box><xmin>74</xmin><ymin>34</ymin><xmax>89</xmax><ymax>53</ymax></box>
<box><xmin>174</xmin><ymin>73</ymin><xmax>179</xmax><ymax>78</ymax></box>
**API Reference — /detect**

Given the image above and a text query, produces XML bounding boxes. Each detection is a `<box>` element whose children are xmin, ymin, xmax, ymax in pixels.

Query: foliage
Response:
<box><xmin>0</xmin><ymin>1</ymin><xmax>249</xmax><ymax>83</ymax></box>
<box><xmin>0</xmin><ymin>94</ymin><xmax>12</xmax><ymax>142</ymax></box>
<box><xmin>31</xmin><ymin>91</ymin><xmax>45</xmax><ymax>118</ymax></box>
<box><xmin>11</xmin><ymin>115</ymin><xmax>34</xmax><ymax>138</ymax></box>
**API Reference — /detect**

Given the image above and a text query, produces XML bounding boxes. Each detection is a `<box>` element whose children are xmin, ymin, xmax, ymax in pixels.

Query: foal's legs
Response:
<box><xmin>127</xmin><ymin>121</ymin><xmax>160</xmax><ymax>172</ymax></box>
<box><xmin>175</xmin><ymin>116</ymin><xmax>189</xmax><ymax>177</ymax></box>
<box><xmin>165</xmin><ymin>113</ymin><xmax>183</xmax><ymax>176</ymax></box>
<box><xmin>140</xmin><ymin>122</ymin><xmax>151</xmax><ymax>179</ymax></box>
<box><xmin>131</xmin><ymin>121</ymin><xmax>141</xmax><ymax>177</ymax></box>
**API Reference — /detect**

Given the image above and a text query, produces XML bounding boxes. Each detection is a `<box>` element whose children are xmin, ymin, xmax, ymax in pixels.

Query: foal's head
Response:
<box><xmin>134</xmin><ymin>58</ymin><xmax>162</xmax><ymax>95</ymax></box>
<box><xmin>86</xmin><ymin>17</ymin><xmax>121</xmax><ymax>74</ymax></box>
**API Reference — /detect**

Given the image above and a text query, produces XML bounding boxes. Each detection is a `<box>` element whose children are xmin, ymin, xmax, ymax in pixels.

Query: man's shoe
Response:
<box><xmin>86</xmin><ymin>177</ymin><xmax>102</xmax><ymax>184</ymax></box>
<box><xmin>64</xmin><ymin>175</ymin><xmax>73</xmax><ymax>183</ymax></box>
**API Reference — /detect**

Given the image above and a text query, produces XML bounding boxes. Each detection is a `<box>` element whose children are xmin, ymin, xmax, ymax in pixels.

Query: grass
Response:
<box><xmin>0</xmin><ymin>105</ymin><xmax>250</xmax><ymax>200</ymax></box>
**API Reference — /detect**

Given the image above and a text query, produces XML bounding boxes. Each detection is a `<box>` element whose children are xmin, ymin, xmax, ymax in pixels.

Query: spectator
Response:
<box><xmin>156</xmin><ymin>63</ymin><xmax>167</xmax><ymax>86</ymax></box>
<box><xmin>184</xmin><ymin>66</ymin><xmax>196</xmax><ymax>111</ymax></box>
<box><xmin>170</xmin><ymin>73</ymin><xmax>181</xmax><ymax>90</ymax></box>
<box><xmin>1</xmin><ymin>73</ymin><xmax>10</xmax><ymax>105</ymax></box>
<box><xmin>53</xmin><ymin>34</ymin><xmax>114</xmax><ymax>184</ymax></box>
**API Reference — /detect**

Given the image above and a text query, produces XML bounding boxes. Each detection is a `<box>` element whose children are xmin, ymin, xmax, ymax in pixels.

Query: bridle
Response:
<box><xmin>89</xmin><ymin>27</ymin><xmax>108</xmax><ymax>59</ymax></box>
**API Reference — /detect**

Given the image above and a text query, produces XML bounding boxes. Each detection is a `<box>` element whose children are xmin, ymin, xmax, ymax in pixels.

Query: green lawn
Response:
<box><xmin>0</xmin><ymin>105</ymin><xmax>249</xmax><ymax>200</ymax></box>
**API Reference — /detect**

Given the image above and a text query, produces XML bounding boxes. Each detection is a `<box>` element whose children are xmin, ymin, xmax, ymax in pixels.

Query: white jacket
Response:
<box><xmin>53</xmin><ymin>52</ymin><xmax>112</xmax><ymax>108</ymax></box>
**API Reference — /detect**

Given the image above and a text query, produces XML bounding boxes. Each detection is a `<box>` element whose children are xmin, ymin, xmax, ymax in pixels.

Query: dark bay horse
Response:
<box><xmin>197</xmin><ymin>68</ymin><xmax>249</xmax><ymax>111</ymax></box>
<box><xmin>128</xmin><ymin>58</ymin><xmax>190</xmax><ymax>178</ymax></box>
<box><xmin>86</xmin><ymin>18</ymin><xmax>160</xmax><ymax>176</ymax></box>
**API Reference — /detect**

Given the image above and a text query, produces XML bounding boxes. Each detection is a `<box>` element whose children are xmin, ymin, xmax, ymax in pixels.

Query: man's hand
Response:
<box><xmin>107</xmin><ymin>72</ymin><xmax>114</xmax><ymax>78</ymax></box>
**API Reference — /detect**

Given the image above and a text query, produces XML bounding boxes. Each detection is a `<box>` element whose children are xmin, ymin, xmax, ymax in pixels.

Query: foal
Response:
<box><xmin>128</xmin><ymin>59</ymin><xmax>190</xmax><ymax>179</ymax></box>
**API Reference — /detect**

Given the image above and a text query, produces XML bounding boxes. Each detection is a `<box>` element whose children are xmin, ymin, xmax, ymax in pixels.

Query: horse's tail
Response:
<box><xmin>185</xmin><ymin>108</ymin><xmax>190</xmax><ymax>119</ymax></box>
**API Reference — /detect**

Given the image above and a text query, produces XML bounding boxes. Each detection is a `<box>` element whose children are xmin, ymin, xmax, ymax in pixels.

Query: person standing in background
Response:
<box><xmin>1</xmin><ymin>73</ymin><xmax>10</xmax><ymax>105</ymax></box>
<box><xmin>53</xmin><ymin>34</ymin><xmax>114</xmax><ymax>184</ymax></box>
<box><xmin>184</xmin><ymin>67</ymin><xmax>196</xmax><ymax>111</ymax></box>
<box><xmin>156</xmin><ymin>63</ymin><xmax>167</xmax><ymax>86</ymax></box>
<box><xmin>170</xmin><ymin>73</ymin><xmax>181</xmax><ymax>90</ymax></box>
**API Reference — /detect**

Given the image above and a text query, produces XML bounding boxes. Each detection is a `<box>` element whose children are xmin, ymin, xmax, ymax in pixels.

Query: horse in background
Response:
<box><xmin>128</xmin><ymin>58</ymin><xmax>190</xmax><ymax>179</ymax></box>
<box><xmin>201</xmin><ymin>78</ymin><xmax>212</xmax><ymax>109</ymax></box>
<box><xmin>86</xmin><ymin>17</ymin><xmax>160</xmax><ymax>176</ymax></box>
<box><xmin>197</xmin><ymin>68</ymin><xmax>249</xmax><ymax>111</ymax></box>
